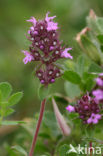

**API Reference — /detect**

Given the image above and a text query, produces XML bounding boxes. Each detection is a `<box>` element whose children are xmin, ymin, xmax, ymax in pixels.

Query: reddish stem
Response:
<box><xmin>29</xmin><ymin>98</ymin><xmax>46</xmax><ymax>156</ymax></box>
<box><xmin>90</xmin><ymin>141</ymin><xmax>92</xmax><ymax>156</ymax></box>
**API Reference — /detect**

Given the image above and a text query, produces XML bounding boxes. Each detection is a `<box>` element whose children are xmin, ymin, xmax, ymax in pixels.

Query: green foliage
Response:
<box><xmin>97</xmin><ymin>34</ymin><xmax>103</xmax><ymax>44</ymax></box>
<box><xmin>53</xmin><ymin>95</ymin><xmax>68</xmax><ymax>105</ymax></box>
<box><xmin>12</xmin><ymin>146</ymin><xmax>27</xmax><ymax>156</ymax></box>
<box><xmin>0</xmin><ymin>82</ymin><xmax>12</xmax><ymax>100</ymax></box>
<box><xmin>0</xmin><ymin>82</ymin><xmax>23</xmax><ymax>126</ymax></box>
<box><xmin>96</xmin><ymin>17</ymin><xmax>103</xmax><ymax>34</ymax></box>
<box><xmin>81</xmin><ymin>35</ymin><xmax>101</xmax><ymax>63</ymax></box>
<box><xmin>88</xmin><ymin>62</ymin><xmax>103</xmax><ymax>73</ymax></box>
<box><xmin>38</xmin><ymin>85</ymin><xmax>50</xmax><ymax>100</ymax></box>
<box><xmin>59</xmin><ymin>144</ymin><xmax>69</xmax><ymax>156</ymax></box>
<box><xmin>63</xmin><ymin>55</ymin><xmax>99</xmax><ymax>97</ymax></box>
<box><xmin>1</xmin><ymin>120</ymin><xmax>25</xmax><ymax>126</ymax></box>
<box><xmin>83</xmin><ymin>77</ymin><xmax>95</xmax><ymax>92</ymax></box>
<box><xmin>11</xmin><ymin>111</ymin><xmax>63</xmax><ymax>156</ymax></box>
<box><xmin>8</xmin><ymin>92</ymin><xmax>23</xmax><ymax>106</ymax></box>
<box><xmin>63</xmin><ymin>71</ymin><xmax>81</xmax><ymax>84</ymax></box>
<box><xmin>75</xmin><ymin>55</ymin><xmax>85</xmax><ymax>76</ymax></box>
<box><xmin>64</xmin><ymin>81</ymin><xmax>81</xmax><ymax>98</ymax></box>
<box><xmin>76</xmin><ymin>10</ymin><xmax>103</xmax><ymax>65</ymax></box>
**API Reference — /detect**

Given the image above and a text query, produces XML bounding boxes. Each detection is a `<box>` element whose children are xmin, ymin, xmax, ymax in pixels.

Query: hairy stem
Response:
<box><xmin>29</xmin><ymin>98</ymin><xmax>46</xmax><ymax>156</ymax></box>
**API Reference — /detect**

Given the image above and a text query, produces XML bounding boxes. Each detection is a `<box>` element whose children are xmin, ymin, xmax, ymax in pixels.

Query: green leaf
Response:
<box><xmin>0</xmin><ymin>82</ymin><xmax>12</xmax><ymax>100</ymax></box>
<box><xmin>100</xmin><ymin>45</ymin><xmax>103</xmax><ymax>52</ymax></box>
<box><xmin>41</xmin><ymin>153</ymin><xmax>51</xmax><ymax>156</ymax></box>
<box><xmin>87</xmin><ymin>16</ymin><xmax>103</xmax><ymax>34</ymax></box>
<box><xmin>5</xmin><ymin>108</ymin><xmax>15</xmax><ymax>117</ymax></box>
<box><xmin>43</xmin><ymin>111</ymin><xmax>57</xmax><ymax>129</ymax></box>
<box><xmin>97</xmin><ymin>34</ymin><xmax>103</xmax><ymax>44</ymax></box>
<box><xmin>75</xmin><ymin>55</ymin><xmax>85</xmax><ymax>76</ymax></box>
<box><xmin>1</xmin><ymin>120</ymin><xmax>25</xmax><ymax>125</ymax></box>
<box><xmin>96</xmin><ymin>17</ymin><xmax>103</xmax><ymax>34</ymax></box>
<box><xmin>64</xmin><ymin>81</ymin><xmax>81</xmax><ymax>98</ymax></box>
<box><xmin>8</xmin><ymin>92</ymin><xmax>23</xmax><ymax>106</ymax></box>
<box><xmin>88</xmin><ymin>62</ymin><xmax>103</xmax><ymax>73</ymax></box>
<box><xmin>54</xmin><ymin>95</ymin><xmax>68</xmax><ymax>105</ymax></box>
<box><xmin>43</xmin><ymin>111</ymin><xmax>60</xmax><ymax>137</ymax></box>
<box><xmin>38</xmin><ymin>85</ymin><xmax>50</xmax><ymax>100</ymax></box>
<box><xmin>64</xmin><ymin>60</ymin><xmax>75</xmax><ymax>70</ymax></box>
<box><xmin>81</xmin><ymin>35</ymin><xmax>101</xmax><ymax>63</ymax></box>
<box><xmin>0</xmin><ymin>102</ymin><xmax>9</xmax><ymax>117</ymax></box>
<box><xmin>67</xmin><ymin>113</ymin><xmax>79</xmax><ymax>120</ymax></box>
<box><xmin>12</xmin><ymin>145</ymin><xmax>27</xmax><ymax>156</ymax></box>
<box><xmin>83</xmin><ymin>72</ymin><xmax>97</xmax><ymax>80</ymax></box>
<box><xmin>0</xmin><ymin>90</ymin><xmax>2</xmax><ymax>103</ymax></box>
<box><xmin>84</xmin><ymin>78</ymin><xmax>96</xmax><ymax>92</ymax></box>
<box><xmin>63</xmin><ymin>71</ymin><xmax>81</xmax><ymax>84</ymax></box>
<box><xmin>87</xmin><ymin>16</ymin><xmax>100</xmax><ymax>34</ymax></box>
<box><xmin>59</xmin><ymin>144</ymin><xmax>69</xmax><ymax>156</ymax></box>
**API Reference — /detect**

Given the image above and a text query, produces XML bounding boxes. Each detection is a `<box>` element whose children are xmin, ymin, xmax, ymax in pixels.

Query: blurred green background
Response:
<box><xmin>0</xmin><ymin>0</ymin><xmax>103</xmax><ymax>117</ymax></box>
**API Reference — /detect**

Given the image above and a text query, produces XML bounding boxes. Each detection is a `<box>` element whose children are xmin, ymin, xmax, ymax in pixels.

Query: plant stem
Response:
<box><xmin>29</xmin><ymin>98</ymin><xmax>46</xmax><ymax>156</ymax></box>
<box><xmin>90</xmin><ymin>141</ymin><xmax>92</xmax><ymax>156</ymax></box>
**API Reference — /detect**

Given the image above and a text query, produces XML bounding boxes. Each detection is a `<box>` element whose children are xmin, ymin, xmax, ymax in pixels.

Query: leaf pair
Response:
<box><xmin>0</xmin><ymin>82</ymin><xmax>23</xmax><ymax>125</ymax></box>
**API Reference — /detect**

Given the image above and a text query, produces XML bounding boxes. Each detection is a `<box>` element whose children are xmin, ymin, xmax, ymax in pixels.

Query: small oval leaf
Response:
<box><xmin>8</xmin><ymin>92</ymin><xmax>23</xmax><ymax>106</ymax></box>
<box><xmin>12</xmin><ymin>145</ymin><xmax>27</xmax><ymax>156</ymax></box>
<box><xmin>63</xmin><ymin>71</ymin><xmax>81</xmax><ymax>84</ymax></box>
<box><xmin>0</xmin><ymin>82</ymin><xmax>12</xmax><ymax>100</ymax></box>
<box><xmin>38</xmin><ymin>85</ymin><xmax>49</xmax><ymax>100</ymax></box>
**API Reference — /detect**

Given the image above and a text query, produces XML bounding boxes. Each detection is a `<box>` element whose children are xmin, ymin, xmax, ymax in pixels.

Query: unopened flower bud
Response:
<box><xmin>76</xmin><ymin>27</ymin><xmax>101</xmax><ymax>64</ymax></box>
<box><xmin>52</xmin><ymin>98</ymin><xmax>71</xmax><ymax>136</ymax></box>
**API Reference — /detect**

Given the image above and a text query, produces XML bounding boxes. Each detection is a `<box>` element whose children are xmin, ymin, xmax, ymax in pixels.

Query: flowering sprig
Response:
<box><xmin>66</xmin><ymin>94</ymin><xmax>102</xmax><ymax>124</ymax></box>
<box><xmin>22</xmin><ymin>12</ymin><xmax>72</xmax><ymax>86</ymax></box>
<box><xmin>22</xmin><ymin>13</ymin><xmax>73</xmax><ymax>156</ymax></box>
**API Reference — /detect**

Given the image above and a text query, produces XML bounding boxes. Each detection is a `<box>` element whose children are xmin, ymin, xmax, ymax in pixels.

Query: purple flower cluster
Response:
<box><xmin>66</xmin><ymin>94</ymin><xmax>102</xmax><ymax>124</ymax></box>
<box><xmin>22</xmin><ymin>12</ymin><xmax>72</xmax><ymax>85</ymax></box>
<box><xmin>92</xmin><ymin>73</ymin><xmax>103</xmax><ymax>104</ymax></box>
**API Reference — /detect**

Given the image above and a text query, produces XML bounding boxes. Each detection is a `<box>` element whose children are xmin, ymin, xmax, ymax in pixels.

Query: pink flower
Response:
<box><xmin>96</xmin><ymin>77</ymin><xmax>103</xmax><ymax>87</ymax></box>
<box><xmin>92</xmin><ymin>89</ymin><xmax>103</xmax><ymax>102</ymax></box>
<box><xmin>27</xmin><ymin>17</ymin><xmax>37</xmax><ymax>26</ymax></box>
<box><xmin>87</xmin><ymin>113</ymin><xmax>101</xmax><ymax>124</ymax></box>
<box><xmin>22</xmin><ymin>50</ymin><xmax>34</xmax><ymax>64</ymax></box>
<box><xmin>66</xmin><ymin>105</ymin><xmax>75</xmax><ymax>112</ymax></box>
<box><xmin>28</xmin><ymin>27</ymin><xmax>34</xmax><ymax>34</ymax></box>
<box><xmin>61</xmin><ymin>48</ymin><xmax>73</xmax><ymax>59</ymax></box>
<box><xmin>45</xmin><ymin>12</ymin><xmax>58</xmax><ymax>31</ymax></box>
<box><xmin>45</xmin><ymin>12</ymin><xmax>56</xmax><ymax>21</ymax></box>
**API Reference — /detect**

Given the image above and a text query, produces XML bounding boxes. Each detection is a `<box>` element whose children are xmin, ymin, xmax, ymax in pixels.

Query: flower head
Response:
<box><xmin>66</xmin><ymin>94</ymin><xmax>102</xmax><ymax>124</ymax></box>
<box><xmin>22</xmin><ymin>13</ymin><xmax>72</xmax><ymax>85</ymax></box>
<box><xmin>75</xmin><ymin>94</ymin><xmax>100</xmax><ymax>123</ymax></box>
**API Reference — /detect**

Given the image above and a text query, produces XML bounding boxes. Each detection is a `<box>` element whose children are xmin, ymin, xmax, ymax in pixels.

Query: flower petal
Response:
<box><xmin>66</xmin><ymin>105</ymin><xmax>75</xmax><ymax>112</ymax></box>
<box><xmin>27</xmin><ymin>17</ymin><xmax>37</xmax><ymax>26</ymax></box>
<box><xmin>61</xmin><ymin>48</ymin><xmax>73</xmax><ymax>59</ymax></box>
